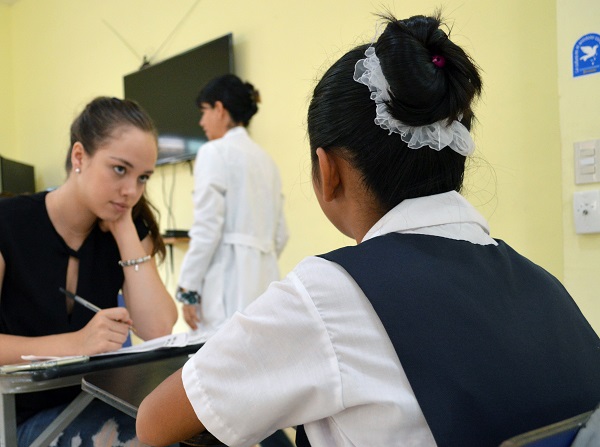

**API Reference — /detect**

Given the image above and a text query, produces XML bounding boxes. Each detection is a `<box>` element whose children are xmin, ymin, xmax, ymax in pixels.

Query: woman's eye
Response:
<box><xmin>138</xmin><ymin>175</ymin><xmax>150</xmax><ymax>184</ymax></box>
<box><xmin>113</xmin><ymin>166</ymin><xmax>126</xmax><ymax>175</ymax></box>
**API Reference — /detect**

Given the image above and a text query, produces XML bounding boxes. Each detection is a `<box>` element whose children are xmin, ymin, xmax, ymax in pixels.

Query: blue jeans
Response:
<box><xmin>17</xmin><ymin>399</ymin><xmax>178</xmax><ymax>447</ymax></box>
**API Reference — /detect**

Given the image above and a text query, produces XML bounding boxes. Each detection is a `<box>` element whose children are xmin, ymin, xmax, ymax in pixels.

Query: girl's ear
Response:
<box><xmin>214</xmin><ymin>101</ymin><xmax>226</xmax><ymax>116</ymax></box>
<box><xmin>214</xmin><ymin>100</ymin><xmax>234</xmax><ymax>127</ymax></box>
<box><xmin>213</xmin><ymin>101</ymin><xmax>229</xmax><ymax>119</ymax></box>
<box><xmin>315</xmin><ymin>147</ymin><xmax>341</xmax><ymax>202</ymax></box>
<box><xmin>71</xmin><ymin>142</ymin><xmax>85</xmax><ymax>171</ymax></box>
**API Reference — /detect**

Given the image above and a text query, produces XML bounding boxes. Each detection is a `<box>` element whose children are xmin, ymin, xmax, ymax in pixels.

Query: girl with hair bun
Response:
<box><xmin>138</xmin><ymin>13</ymin><xmax>600</xmax><ymax>447</ymax></box>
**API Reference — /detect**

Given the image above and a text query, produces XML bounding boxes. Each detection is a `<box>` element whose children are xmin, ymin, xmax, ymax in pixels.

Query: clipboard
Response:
<box><xmin>0</xmin><ymin>356</ymin><xmax>89</xmax><ymax>374</ymax></box>
<box><xmin>30</xmin><ymin>343</ymin><xmax>203</xmax><ymax>381</ymax></box>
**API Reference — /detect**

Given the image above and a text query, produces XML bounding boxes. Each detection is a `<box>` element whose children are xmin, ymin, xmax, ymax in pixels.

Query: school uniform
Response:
<box><xmin>178</xmin><ymin>126</ymin><xmax>288</xmax><ymax>336</ymax></box>
<box><xmin>181</xmin><ymin>191</ymin><xmax>600</xmax><ymax>447</ymax></box>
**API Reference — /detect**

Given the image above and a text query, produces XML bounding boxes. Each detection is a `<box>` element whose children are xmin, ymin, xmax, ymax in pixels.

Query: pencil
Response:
<box><xmin>59</xmin><ymin>287</ymin><xmax>102</xmax><ymax>313</ymax></box>
<box><xmin>59</xmin><ymin>287</ymin><xmax>139</xmax><ymax>336</ymax></box>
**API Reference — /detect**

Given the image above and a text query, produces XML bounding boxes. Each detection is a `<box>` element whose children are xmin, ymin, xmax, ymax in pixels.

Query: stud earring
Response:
<box><xmin>75</xmin><ymin>168</ymin><xmax>81</xmax><ymax>174</ymax></box>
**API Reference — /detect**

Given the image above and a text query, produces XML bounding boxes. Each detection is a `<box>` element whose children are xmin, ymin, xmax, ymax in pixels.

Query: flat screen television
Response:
<box><xmin>0</xmin><ymin>156</ymin><xmax>35</xmax><ymax>197</ymax></box>
<box><xmin>123</xmin><ymin>33</ymin><xmax>234</xmax><ymax>165</ymax></box>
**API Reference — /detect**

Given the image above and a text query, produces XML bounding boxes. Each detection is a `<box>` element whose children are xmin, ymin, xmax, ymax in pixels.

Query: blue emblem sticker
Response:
<box><xmin>573</xmin><ymin>33</ymin><xmax>600</xmax><ymax>77</ymax></box>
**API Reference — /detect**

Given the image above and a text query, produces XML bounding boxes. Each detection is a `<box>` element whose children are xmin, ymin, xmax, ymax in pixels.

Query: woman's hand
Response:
<box><xmin>98</xmin><ymin>206</ymin><xmax>136</xmax><ymax>240</ymax></box>
<box><xmin>76</xmin><ymin>307</ymin><xmax>133</xmax><ymax>355</ymax></box>
<box><xmin>183</xmin><ymin>304</ymin><xmax>201</xmax><ymax>330</ymax></box>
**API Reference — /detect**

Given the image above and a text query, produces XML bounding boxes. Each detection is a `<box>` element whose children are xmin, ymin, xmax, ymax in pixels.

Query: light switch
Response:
<box><xmin>575</xmin><ymin>140</ymin><xmax>600</xmax><ymax>184</ymax></box>
<box><xmin>580</xmin><ymin>156</ymin><xmax>596</xmax><ymax>166</ymax></box>
<box><xmin>573</xmin><ymin>190</ymin><xmax>600</xmax><ymax>234</ymax></box>
<box><xmin>580</xmin><ymin>148</ymin><xmax>595</xmax><ymax>157</ymax></box>
<box><xmin>582</xmin><ymin>166</ymin><xmax>596</xmax><ymax>175</ymax></box>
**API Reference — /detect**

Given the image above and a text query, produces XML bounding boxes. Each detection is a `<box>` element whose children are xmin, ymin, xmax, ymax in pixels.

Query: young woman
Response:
<box><xmin>176</xmin><ymin>74</ymin><xmax>288</xmax><ymax>337</ymax></box>
<box><xmin>137</xmin><ymin>13</ymin><xmax>600</xmax><ymax>447</ymax></box>
<box><xmin>0</xmin><ymin>96</ymin><xmax>178</xmax><ymax>446</ymax></box>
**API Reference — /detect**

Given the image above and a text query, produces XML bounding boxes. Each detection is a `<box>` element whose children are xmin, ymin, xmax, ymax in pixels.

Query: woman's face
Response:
<box><xmin>76</xmin><ymin>125</ymin><xmax>157</xmax><ymax>221</ymax></box>
<box><xmin>198</xmin><ymin>102</ymin><xmax>228</xmax><ymax>141</ymax></box>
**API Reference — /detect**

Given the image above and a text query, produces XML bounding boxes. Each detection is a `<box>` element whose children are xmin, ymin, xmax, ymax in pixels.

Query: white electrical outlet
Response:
<box><xmin>573</xmin><ymin>190</ymin><xmax>600</xmax><ymax>234</ymax></box>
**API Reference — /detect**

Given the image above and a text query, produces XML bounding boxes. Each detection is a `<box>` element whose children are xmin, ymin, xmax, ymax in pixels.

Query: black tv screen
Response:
<box><xmin>0</xmin><ymin>156</ymin><xmax>35</xmax><ymax>196</ymax></box>
<box><xmin>124</xmin><ymin>33</ymin><xmax>234</xmax><ymax>165</ymax></box>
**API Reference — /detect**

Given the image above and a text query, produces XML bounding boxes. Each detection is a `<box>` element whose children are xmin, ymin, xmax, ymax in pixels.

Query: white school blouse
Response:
<box><xmin>178</xmin><ymin>126</ymin><xmax>288</xmax><ymax>336</ymax></box>
<box><xmin>182</xmin><ymin>191</ymin><xmax>496</xmax><ymax>447</ymax></box>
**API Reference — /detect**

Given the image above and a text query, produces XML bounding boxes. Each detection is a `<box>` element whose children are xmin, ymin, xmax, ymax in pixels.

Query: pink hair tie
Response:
<box><xmin>432</xmin><ymin>55</ymin><xmax>446</xmax><ymax>68</ymax></box>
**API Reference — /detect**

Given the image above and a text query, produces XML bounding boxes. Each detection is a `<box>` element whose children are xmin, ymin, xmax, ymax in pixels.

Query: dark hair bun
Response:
<box><xmin>196</xmin><ymin>74</ymin><xmax>260</xmax><ymax>126</ymax></box>
<box><xmin>375</xmin><ymin>12</ymin><xmax>482</xmax><ymax>127</ymax></box>
<box><xmin>307</xmin><ymin>12</ymin><xmax>483</xmax><ymax>213</ymax></box>
<box><xmin>246</xmin><ymin>82</ymin><xmax>261</xmax><ymax>105</ymax></box>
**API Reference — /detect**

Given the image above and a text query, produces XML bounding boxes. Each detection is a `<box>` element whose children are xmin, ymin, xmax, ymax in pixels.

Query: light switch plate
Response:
<box><xmin>574</xmin><ymin>140</ymin><xmax>600</xmax><ymax>184</ymax></box>
<box><xmin>573</xmin><ymin>190</ymin><xmax>600</xmax><ymax>234</ymax></box>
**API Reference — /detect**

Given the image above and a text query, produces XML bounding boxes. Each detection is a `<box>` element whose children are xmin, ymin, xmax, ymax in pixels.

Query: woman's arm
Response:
<box><xmin>137</xmin><ymin>368</ymin><xmax>205</xmax><ymax>446</ymax></box>
<box><xmin>110</xmin><ymin>218</ymin><xmax>178</xmax><ymax>341</ymax></box>
<box><xmin>0</xmin><ymin>251</ymin><xmax>143</xmax><ymax>365</ymax></box>
<box><xmin>0</xmin><ymin>309</ymin><xmax>133</xmax><ymax>364</ymax></box>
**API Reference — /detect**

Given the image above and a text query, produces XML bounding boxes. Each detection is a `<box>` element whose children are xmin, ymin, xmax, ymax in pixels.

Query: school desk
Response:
<box><xmin>81</xmin><ymin>354</ymin><xmax>225</xmax><ymax>446</ymax></box>
<box><xmin>0</xmin><ymin>344</ymin><xmax>202</xmax><ymax>447</ymax></box>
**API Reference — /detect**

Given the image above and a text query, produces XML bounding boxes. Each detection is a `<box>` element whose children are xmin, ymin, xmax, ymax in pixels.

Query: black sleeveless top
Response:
<box><xmin>297</xmin><ymin>233</ymin><xmax>600</xmax><ymax>447</ymax></box>
<box><xmin>0</xmin><ymin>192</ymin><xmax>148</xmax><ymax>423</ymax></box>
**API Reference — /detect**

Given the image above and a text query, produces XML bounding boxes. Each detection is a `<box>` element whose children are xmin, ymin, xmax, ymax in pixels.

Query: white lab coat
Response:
<box><xmin>178</xmin><ymin>127</ymin><xmax>288</xmax><ymax>337</ymax></box>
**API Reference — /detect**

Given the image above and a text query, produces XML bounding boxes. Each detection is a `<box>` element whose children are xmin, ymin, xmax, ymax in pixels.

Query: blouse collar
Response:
<box><xmin>363</xmin><ymin>191</ymin><xmax>494</xmax><ymax>245</ymax></box>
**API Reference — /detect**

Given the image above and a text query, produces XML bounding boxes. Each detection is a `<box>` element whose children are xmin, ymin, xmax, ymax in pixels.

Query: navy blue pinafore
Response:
<box><xmin>296</xmin><ymin>233</ymin><xmax>600</xmax><ymax>447</ymax></box>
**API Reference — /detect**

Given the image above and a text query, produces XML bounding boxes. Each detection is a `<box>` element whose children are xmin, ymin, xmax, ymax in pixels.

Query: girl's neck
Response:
<box><xmin>216</xmin><ymin>123</ymin><xmax>240</xmax><ymax>139</ymax></box>
<box><xmin>46</xmin><ymin>184</ymin><xmax>96</xmax><ymax>249</ymax></box>
<box><xmin>354</xmin><ymin>201</ymin><xmax>385</xmax><ymax>243</ymax></box>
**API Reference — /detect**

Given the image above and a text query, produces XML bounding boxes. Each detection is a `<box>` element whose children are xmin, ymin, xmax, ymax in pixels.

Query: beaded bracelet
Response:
<box><xmin>176</xmin><ymin>287</ymin><xmax>201</xmax><ymax>305</ymax></box>
<box><xmin>118</xmin><ymin>255</ymin><xmax>152</xmax><ymax>271</ymax></box>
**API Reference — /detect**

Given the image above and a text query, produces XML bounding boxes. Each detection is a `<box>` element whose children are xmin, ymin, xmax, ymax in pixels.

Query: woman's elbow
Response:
<box><xmin>152</xmin><ymin>304</ymin><xmax>178</xmax><ymax>337</ymax></box>
<box><xmin>143</xmin><ymin>320</ymin><xmax>176</xmax><ymax>340</ymax></box>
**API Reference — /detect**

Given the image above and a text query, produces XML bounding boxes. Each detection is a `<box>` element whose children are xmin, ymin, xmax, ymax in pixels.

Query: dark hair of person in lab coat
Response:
<box><xmin>196</xmin><ymin>74</ymin><xmax>261</xmax><ymax>127</ymax></box>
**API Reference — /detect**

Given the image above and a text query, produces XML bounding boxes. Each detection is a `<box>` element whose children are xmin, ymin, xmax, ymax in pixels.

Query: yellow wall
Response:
<box><xmin>558</xmin><ymin>0</ymin><xmax>600</xmax><ymax>333</ymax></box>
<box><xmin>0</xmin><ymin>4</ymin><xmax>14</xmax><ymax>158</ymax></box>
<box><xmin>3</xmin><ymin>0</ymin><xmax>591</xmax><ymax>331</ymax></box>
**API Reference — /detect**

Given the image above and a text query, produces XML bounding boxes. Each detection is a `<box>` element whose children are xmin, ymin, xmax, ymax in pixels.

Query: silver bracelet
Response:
<box><xmin>118</xmin><ymin>255</ymin><xmax>152</xmax><ymax>271</ymax></box>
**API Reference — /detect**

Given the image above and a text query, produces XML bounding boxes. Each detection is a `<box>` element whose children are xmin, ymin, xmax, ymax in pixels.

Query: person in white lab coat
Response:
<box><xmin>176</xmin><ymin>74</ymin><xmax>288</xmax><ymax>338</ymax></box>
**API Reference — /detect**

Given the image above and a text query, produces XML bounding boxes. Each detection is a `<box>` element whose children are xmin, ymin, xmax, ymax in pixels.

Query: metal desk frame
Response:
<box><xmin>0</xmin><ymin>373</ymin><xmax>87</xmax><ymax>447</ymax></box>
<box><xmin>81</xmin><ymin>354</ymin><xmax>224</xmax><ymax>446</ymax></box>
<box><xmin>0</xmin><ymin>344</ymin><xmax>202</xmax><ymax>447</ymax></box>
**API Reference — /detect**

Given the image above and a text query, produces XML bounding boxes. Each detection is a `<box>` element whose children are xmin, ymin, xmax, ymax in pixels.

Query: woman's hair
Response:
<box><xmin>66</xmin><ymin>96</ymin><xmax>166</xmax><ymax>261</ymax></box>
<box><xmin>196</xmin><ymin>74</ymin><xmax>260</xmax><ymax>127</ymax></box>
<box><xmin>307</xmin><ymin>12</ymin><xmax>483</xmax><ymax>214</ymax></box>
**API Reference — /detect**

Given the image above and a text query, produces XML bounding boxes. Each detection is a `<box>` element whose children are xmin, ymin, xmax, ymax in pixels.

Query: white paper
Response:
<box><xmin>92</xmin><ymin>329</ymin><xmax>208</xmax><ymax>357</ymax></box>
<box><xmin>22</xmin><ymin>330</ymin><xmax>208</xmax><ymax>360</ymax></box>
